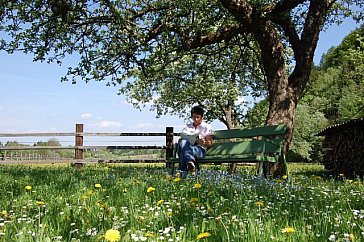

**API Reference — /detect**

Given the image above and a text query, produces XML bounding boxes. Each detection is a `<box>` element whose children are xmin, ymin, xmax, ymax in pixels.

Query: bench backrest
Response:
<box><xmin>212</xmin><ymin>124</ymin><xmax>287</xmax><ymax>140</ymax></box>
<box><xmin>206</xmin><ymin>124</ymin><xmax>287</xmax><ymax>156</ymax></box>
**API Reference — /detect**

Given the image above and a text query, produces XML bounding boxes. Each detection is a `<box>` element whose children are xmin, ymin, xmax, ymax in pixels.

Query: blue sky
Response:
<box><xmin>0</xmin><ymin>17</ymin><xmax>361</xmax><ymax>145</ymax></box>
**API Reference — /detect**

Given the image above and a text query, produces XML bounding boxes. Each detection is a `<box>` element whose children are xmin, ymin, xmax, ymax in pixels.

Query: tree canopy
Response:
<box><xmin>1</xmin><ymin>0</ymin><xmax>363</xmax><ymax>160</ymax></box>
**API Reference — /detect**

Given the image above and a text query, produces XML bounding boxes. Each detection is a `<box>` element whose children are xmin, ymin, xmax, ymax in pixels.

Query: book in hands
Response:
<box><xmin>180</xmin><ymin>131</ymin><xmax>199</xmax><ymax>145</ymax></box>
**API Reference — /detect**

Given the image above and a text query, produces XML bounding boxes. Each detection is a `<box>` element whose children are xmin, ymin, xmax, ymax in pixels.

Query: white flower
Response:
<box><xmin>328</xmin><ymin>234</ymin><xmax>336</xmax><ymax>241</ymax></box>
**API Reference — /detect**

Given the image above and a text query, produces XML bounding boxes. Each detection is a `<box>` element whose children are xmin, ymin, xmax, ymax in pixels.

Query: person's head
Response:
<box><xmin>191</xmin><ymin>106</ymin><xmax>204</xmax><ymax>126</ymax></box>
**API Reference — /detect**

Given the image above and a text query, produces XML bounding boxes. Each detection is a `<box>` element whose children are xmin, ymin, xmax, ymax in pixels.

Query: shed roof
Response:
<box><xmin>316</xmin><ymin>118</ymin><xmax>364</xmax><ymax>136</ymax></box>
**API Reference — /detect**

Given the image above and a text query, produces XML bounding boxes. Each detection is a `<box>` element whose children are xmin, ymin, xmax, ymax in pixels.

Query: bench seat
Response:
<box><xmin>169</xmin><ymin>124</ymin><xmax>288</xmax><ymax>176</ymax></box>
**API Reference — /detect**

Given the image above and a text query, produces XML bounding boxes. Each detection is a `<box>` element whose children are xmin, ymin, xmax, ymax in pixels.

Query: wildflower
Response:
<box><xmin>314</xmin><ymin>176</ymin><xmax>322</xmax><ymax>180</ymax></box>
<box><xmin>87</xmin><ymin>190</ymin><xmax>94</xmax><ymax>195</ymax></box>
<box><xmin>36</xmin><ymin>201</ymin><xmax>45</xmax><ymax>206</ymax></box>
<box><xmin>197</xmin><ymin>232</ymin><xmax>211</xmax><ymax>240</ymax></box>
<box><xmin>25</xmin><ymin>185</ymin><xmax>32</xmax><ymax>191</ymax></box>
<box><xmin>1</xmin><ymin>210</ymin><xmax>8</xmax><ymax>218</ymax></box>
<box><xmin>190</xmin><ymin>197</ymin><xmax>199</xmax><ymax>203</ymax></box>
<box><xmin>104</xmin><ymin>229</ymin><xmax>121</xmax><ymax>242</ymax></box>
<box><xmin>145</xmin><ymin>232</ymin><xmax>155</xmax><ymax>238</ymax></box>
<box><xmin>193</xmin><ymin>183</ymin><xmax>202</xmax><ymax>189</ymax></box>
<box><xmin>81</xmin><ymin>195</ymin><xmax>88</xmax><ymax>199</ymax></box>
<box><xmin>123</xmin><ymin>188</ymin><xmax>128</xmax><ymax>193</ymax></box>
<box><xmin>339</xmin><ymin>173</ymin><xmax>344</xmax><ymax>177</ymax></box>
<box><xmin>166</xmin><ymin>210</ymin><xmax>173</xmax><ymax>217</ymax></box>
<box><xmin>174</xmin><ymin>177</ymin><xmax>181</xmax><ymax>182</ymax></box>
<box><xmin>282</xmin><ymin>175</ymin><xmax>288</xmax><ymax>179</ymax></box>
<box><xmin>94</xmin><ymin>184</ymin><xmax>102</xmax><ymax>188</ymax></box>
<box><xmin>157</xmin><ymin>200</ymin><xmax>165</xmax><ymax>206</ymax></box>
<box><xmin>276</xmin><ymin>179</ymin><xmax>283</xmax><ymax>183</ymax></box>
<box><xmin>349</xmin><ymin>233</ymin><xmax>355</xmax><ymax>242</ymax></box>
<box><xmin>147</xmin><ymin>187</ymin><xmax>155</xmax><ymax>193</ymax></box>
<box><xmin>328</xmin><ymin>234</ymin><xmax>336</xmax><ymax>241</ymax></box>
<box><xmin>281</xmin><ymin>227</ymin><xmax>296</xmax><ymax>233</ymax></box>
<box><xmin>255</xmin><ymin>201</ymin><xmax>264</xmax><ymax>207</ymax></box>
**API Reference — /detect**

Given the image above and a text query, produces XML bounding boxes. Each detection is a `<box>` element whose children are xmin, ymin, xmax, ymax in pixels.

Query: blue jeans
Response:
<box><xmin>178</xmin><ymin>139</ymin><xmax>206</xmax><ymax>172</ymax></box>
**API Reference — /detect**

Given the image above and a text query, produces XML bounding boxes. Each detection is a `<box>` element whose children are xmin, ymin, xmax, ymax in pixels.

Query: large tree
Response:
<box><xmin>1</xmin><ymin>0</ymin><xmax>362</xmax><ymax>149</ymax></box>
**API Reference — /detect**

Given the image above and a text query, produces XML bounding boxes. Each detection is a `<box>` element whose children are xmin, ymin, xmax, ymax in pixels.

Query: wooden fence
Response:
<box><xmin>0</xmin><ymin>124</ymin><xmax>176</xmax><ymax>164</ymax></box>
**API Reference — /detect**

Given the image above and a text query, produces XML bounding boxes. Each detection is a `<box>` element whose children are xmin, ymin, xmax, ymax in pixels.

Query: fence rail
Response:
<box><xmin>0</xmin><ymin>124</ymin><xmax>176</xmax><ymax>164</ymax></box>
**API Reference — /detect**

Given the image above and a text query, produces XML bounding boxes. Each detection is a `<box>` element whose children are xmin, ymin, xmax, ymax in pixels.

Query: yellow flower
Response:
<box><xmin>314</xmin><ymin>176</ymin><xmax>322</xmax><ymax>180</ymax></box>
<box><xmin>36</xmin><ymin>201</ymin><xmax>45</xmax><ymax>206</ymax></box>
<box><xmin>193</xmin><ymin>183</ymin><xmax>202</xmax><ymax>189</ymax></box>
<box><xmin>81</xmin><ymin>195</ymin><xmax>88</xmax><ymax>199</ymax></box>
<box><xmin>339</xmin><ymin>173</ymin><xmax>344</xmax><ymax>177</ymax></box>
<box><xmin>94</xmin><ymin>183</ymin><xmax>102</xmax><ymax>188</ymax></box>
<box><xmin>87</xmin><ymin>190</ymin><xmax>94</xmax><ymax>195</ymax></box>
<box><xmin>123</xmin><ymin>188</ymin><xmax>128</xmax><ymax>193</ymax></box>
<box><xmin>349</xmin><ymin>233</ymin><xmax>355</xmax><ymax>242</ymax></box>
<box><xmin>255</xmin><ymin>201</ymin><xmax>264</xmax><ymax>207</ymax></box>
<box><xmin>276</xmin><ymin>179</ymin><xmax>283</xmax><ymax>183</ymax></box>
<box><xmin>1</xmin><ymin>210</ymin><xmax>8</xmax><ymax>217</ymax></box>
<box><xmin>197</xmin><ymin>232</ymin><xmax>211</xmax><ymax>240</ymax></box>
<box><xmin>104</xmin><ymin>229</ymin><xmax>121</xmax><ymax>242</ymax></box>
<box><xmin>174</xmin><ymin>177</ymin><xmax>181</xmax><ymax>182</ymax></box>
<box><xmin>282</xmin><ymin>175</ymin><xmax>288</xmax><ymax>179</ymax></box>
<box><xmin>157</xmin><ymin>200</ymin><xmax>164</xmax><ymax>206</ymax></box>
<box><xmin>147</xmin><ymin>187</ymin><xmax>156</xmax><ymax>193</ymax></box>
<box><xmin>166</xmin><ymin>211</ymin><xmax>173</xmax><ymax>217</ymax></box>
<box><xmin>145</xmin><ymin>232</ymin><xmax>155</xmax><ymax>238</ymax></box>
<box><xmin>281</xmin><ymin>227</ymin><xmax>296</xmax><ymax>233</ymax></box>
<box><xmin>25</xmin><ymin>185</ymin><xmax>32</xmax><ymax>191</ymax></box>
<box><xmin>190</xmin><ymin>197</ymin><xmax>199</xmax><ymax>203</ymax></box>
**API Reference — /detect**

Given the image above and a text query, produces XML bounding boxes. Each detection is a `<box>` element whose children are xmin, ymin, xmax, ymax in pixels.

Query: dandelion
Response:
<box><xmin>145</xmin><ymin>232</ymin><xmax>155</xmax><ymax>238</ymax></box>
<box><xmin>193</xmin><ymin>183</ymin><xmax>202</xmax><ymax>189</ymax></box>
<box><xmin>104</xmin><ymin>229</ymin><xmax>121</xmax><ymax>242</ymax></box>
<box><xmin>1</xmin><ymin>210</ymin><xmax>7</xmax><ymax>217</ymax></box>
<box><xmin>282</xmin><ymin>175</ymin><xmax>288</xmax><ymax>179</ymax></box>
<box><xmin>157</xmin><ymin>200</ymin><xmax>164</xmax><ymax>206</ymax></box>
<box><xmin>94</xmin><ymin>184</ymin><xmax>102</xmax><ymax>188</ymax></box>
<box><xmin>174</xmin><ymin>177</ymin><xmax>181</xmax><ymax>182</ymax></box>
<box><xmin>349</xmin><ymin>233</ymin><xmax>355</xmax><ymax>242</ymax></box>
<box><xmin>281</xmin><ymin>227</ymin><xmax>296</xmax><ymax>233</ymax></box>
<box><xmin>81</xmin><ymin>195</ymin><xmax>88</xmax><ymax>199</ymax></box>
<box><xmin>255</xmin><ymin>201</ymin><xmax>264</xmax><ymax>207</ymax></box>
<box><xmin>36</xmin><ymin>201</ymin><xmax>45</xmax><ymax>206</ymax></box>
<box><xmin>123</xmin><ymin>188</ymin><xmax>128</xmax><ymax>193</ymax></box>
<box><xmin>147</xmin><ymin>187</ymin><xmax>155</xmax><ymax>193</ymax></box>
<box><xmin>197</xmin><ymin>232</ymin><xmax>211</xmax><ymax>240</ymax></box>
<box><xmin>25</xmin><ymin>185</ymin><xmax>32</xmax><ymax>191</ymax></box>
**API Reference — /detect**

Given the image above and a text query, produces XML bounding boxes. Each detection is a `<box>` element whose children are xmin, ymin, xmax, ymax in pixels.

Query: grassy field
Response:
<box><xmin>0</xmin><ymin>163</ymin><xmax>363</xmax><ymax>241</ymax></box>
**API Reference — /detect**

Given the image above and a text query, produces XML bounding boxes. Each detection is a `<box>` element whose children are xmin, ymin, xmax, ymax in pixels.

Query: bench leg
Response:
<box><xmin>258</xmin><ymin>161</ymin><xmax>264</xmax><ymax>176</ymax></box>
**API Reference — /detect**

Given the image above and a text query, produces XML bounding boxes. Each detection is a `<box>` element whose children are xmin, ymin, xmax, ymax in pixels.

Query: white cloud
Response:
<box><xmin>98</xmin><ymin>120</ymin><xmax>122</xmax><ymax>128</ymax></box>
<box><xmin>81</xmin><ymin>113</ymin><xmax>92</xmax><ymax>119</ymax></box>
<box><xmin>135</xmin><ymin>123</ymin><xmax>153</xmax><ymax>129</ymax></box>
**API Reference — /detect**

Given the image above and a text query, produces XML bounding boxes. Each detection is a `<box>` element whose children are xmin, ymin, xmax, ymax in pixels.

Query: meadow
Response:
<box><xmin>0</xmin><ymin>163</ymin><xmax>362</xmax><ymax>242</ymax></box>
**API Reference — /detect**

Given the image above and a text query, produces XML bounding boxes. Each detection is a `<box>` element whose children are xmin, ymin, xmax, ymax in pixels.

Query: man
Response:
<box><xmin>178</xmin><ymin>106</ymin><xmax>213</xmax><ymax>176</ymax></box>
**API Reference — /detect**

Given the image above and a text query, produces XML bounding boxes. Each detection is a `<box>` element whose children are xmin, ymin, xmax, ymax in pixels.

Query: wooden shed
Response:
<box><xmin>316</xmin><ymin>118</ymin><xmax>364</xmax><ymax>178</ymax></box>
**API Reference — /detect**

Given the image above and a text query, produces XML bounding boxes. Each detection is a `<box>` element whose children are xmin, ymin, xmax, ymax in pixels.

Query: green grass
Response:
<box><xmin>0</xmin><ymin>163</ymin><xmax>363</xmax><ymax>241</ymax></box>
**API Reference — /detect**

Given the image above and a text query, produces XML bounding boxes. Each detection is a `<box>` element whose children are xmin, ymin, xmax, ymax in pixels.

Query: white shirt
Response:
<box><xmin>182</xmin><ymin>121</ymin><xmax>213</xmax><ymax>140</ymax></box>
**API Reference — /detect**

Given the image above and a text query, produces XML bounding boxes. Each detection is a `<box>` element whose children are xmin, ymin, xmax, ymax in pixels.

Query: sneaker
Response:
<box><xmin>187</xmin><ymin>161</ymin><xmax>196</xmax><ymax>173</ymax></box>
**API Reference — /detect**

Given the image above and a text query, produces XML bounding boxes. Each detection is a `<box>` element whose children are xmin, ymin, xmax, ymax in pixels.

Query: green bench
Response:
<box><xmin>169</xmin><ymin>124</ymin><xmax>288</xmax><ymax>176</ymax></box>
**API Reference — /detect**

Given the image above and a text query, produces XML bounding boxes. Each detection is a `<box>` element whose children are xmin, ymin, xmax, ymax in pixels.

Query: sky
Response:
<box><xmin>0</xmin><ymin>17</ymin><xmax>361</xmax><ymax>146</ymax></box>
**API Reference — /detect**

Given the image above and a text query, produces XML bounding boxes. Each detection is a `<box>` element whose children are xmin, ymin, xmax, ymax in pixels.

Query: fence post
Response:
<box><xmin>165</xmin><ymin>127</ymin><xmax>174</xmax><ymax>168</ymax></box>
<box><xmin>75</xmin><ymin>124</ymin><xmax>84</xmax><ymax>160</ymax></box>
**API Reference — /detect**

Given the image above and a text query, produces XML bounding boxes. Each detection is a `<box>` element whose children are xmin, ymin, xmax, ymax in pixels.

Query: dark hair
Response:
<box><xmin>191</xmin><ymin>106</ymin><xmax>204</xmax><ymax>117</ymax></box>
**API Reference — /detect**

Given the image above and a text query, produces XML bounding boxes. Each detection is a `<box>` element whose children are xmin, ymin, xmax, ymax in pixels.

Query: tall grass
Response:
<box><xmin>0</xmin><ymin>164</ymin><xmax>362</xmax><ymax>241</ymax></box>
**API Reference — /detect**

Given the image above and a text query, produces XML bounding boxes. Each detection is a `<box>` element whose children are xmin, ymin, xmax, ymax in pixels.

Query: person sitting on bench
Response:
<box><xmin>178</xmin><ymin>106</ymin><xmax>213</xmax><ymax>176</ymax></box>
